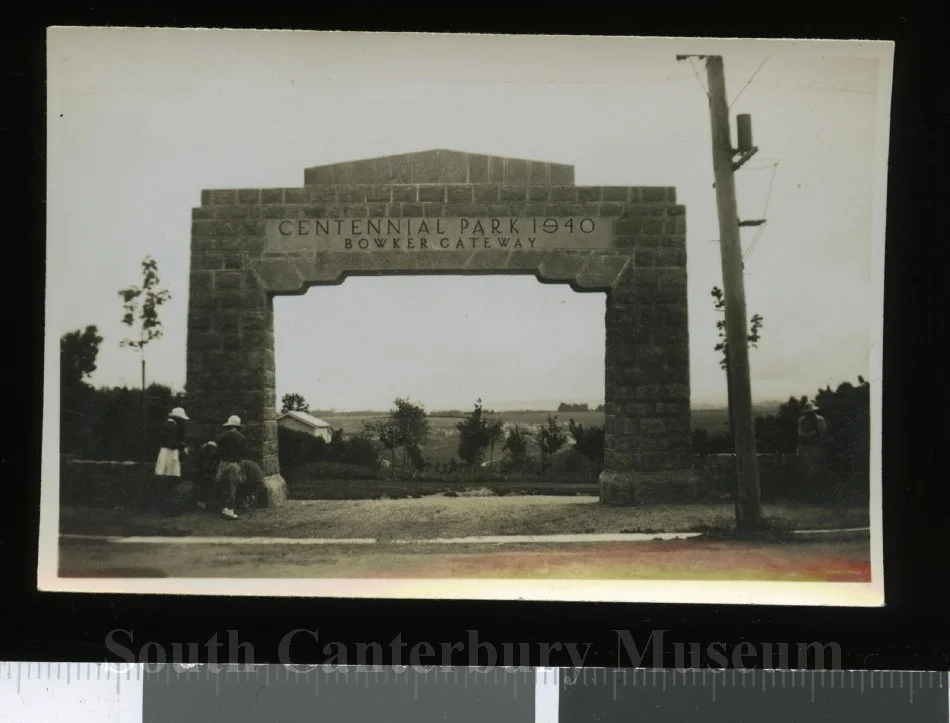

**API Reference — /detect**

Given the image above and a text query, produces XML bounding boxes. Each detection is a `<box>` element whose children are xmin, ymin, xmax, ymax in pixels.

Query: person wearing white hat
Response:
<box><xmin>154</xmin><ymin>407</ymin><xmax>189</xmax><ymax>478</ymax></box>
<box><xmin>151</xmin><ymin>407</ymin><xmax>190</xmax><ymax>513</ymax></box>
<box><xmin>797</xmin><ymin>400</ymin><xmax>828</xmax><ymax>493</ymax></box>
<box><xmin>214</xmin><ymin>415</ymin><xmax>247</xmax><ymax>520</ymax></box>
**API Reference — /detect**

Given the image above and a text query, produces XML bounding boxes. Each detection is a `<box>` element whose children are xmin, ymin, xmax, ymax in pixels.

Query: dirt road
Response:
<box><xmin>59</xmin><ymin>536</ymin><xmax>870</xmax><ymax>582</ymax></box>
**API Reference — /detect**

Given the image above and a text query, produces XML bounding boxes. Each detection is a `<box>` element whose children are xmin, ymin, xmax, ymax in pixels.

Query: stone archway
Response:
<box><xmin>186</xmin><ymin>150</ymin><xmax>692</xmax><ymax>506</ymax></box>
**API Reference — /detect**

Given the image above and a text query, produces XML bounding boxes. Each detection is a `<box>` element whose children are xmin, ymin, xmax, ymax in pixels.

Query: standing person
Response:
<box><xmin>152</xmin><ymin>407</ymin><xmax>189</xmax><ymax>511</ymax></box>
<box><xmin>194</xmin><ymin>440</ymin><xmax>219</xmax><ymax>512</ymax></box>
<box><xmin>215</xmin><ymin>415</ymin><xmax>247</xmax><ymax>521</ymax></box>
<box><xmin>797</xmin><ymin>400</ymin><xmax>828</xmax><ymax>496</ymax></box>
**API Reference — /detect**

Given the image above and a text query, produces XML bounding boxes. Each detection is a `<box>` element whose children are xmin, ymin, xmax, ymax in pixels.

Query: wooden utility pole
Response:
<box><xmin>704</xmin><ymin>55</ymin><xmax>762</xmax><ymax>531</ymax></box>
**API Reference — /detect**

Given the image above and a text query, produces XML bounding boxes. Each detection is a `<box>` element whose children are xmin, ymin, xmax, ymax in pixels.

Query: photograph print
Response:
<box><xmin>41</xmin><ymin>29</ymin><xmax>892</xmax><ymax>605</ymax></box>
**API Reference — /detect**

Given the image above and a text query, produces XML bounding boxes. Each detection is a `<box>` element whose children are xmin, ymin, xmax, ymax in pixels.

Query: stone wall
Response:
<box><xmin>188</xmin><ymin>150</ymin><xmax>690</xmax><ymax>505</ymax></box>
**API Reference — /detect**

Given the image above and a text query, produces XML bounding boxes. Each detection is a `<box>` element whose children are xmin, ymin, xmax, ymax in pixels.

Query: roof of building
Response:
<box><xmin>277</xmin><ymin>410</ymin><xmax>332</xmax><ymax>428</ymax></box>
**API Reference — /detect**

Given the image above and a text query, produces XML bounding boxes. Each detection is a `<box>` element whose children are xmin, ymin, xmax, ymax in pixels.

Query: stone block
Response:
<box><xmin>419</xmin><ymin>202</ymin><xmax>445</xmax><ymax>217</ymax></box>
<box><xmin>549</xmin><ymin>185</ymin><xmax>577</xmax><ymax>201</ymax></box>
<box><xmin>215</xmin><ymin>310</ymin><xmax>241</xmax><ymax>334</ymax></box>
<box><xmin>505</xmin><ymin>158</ymin><xmax>527</xmax><ymax>184</ymax></box>
<box><xmin>387</xmin><ymin>155</ymin><xmax>410</xmax><ymax>183</ymax></box>
<box><xmin>598</xmin><ymin>202</ymin><xmax>625</xmax><ymax>217</ymax></box>
<box><xmin>261</xmin><ymin>188</ymin><xmax>283</xmax><ymax>204</ymax></box>
<box><xmin>662</xmin><ymin>384</ymin><xmax>691</xmax><ymax>402</ymax></box>
<box><xmin>307</xmin><ymin>187</ymin><xmax>336</xmax><ymax>203</ymax></box>
<box><xmin>349</xmin><ymin>160</ymin><xmax>376</xmax><ymax>184</ymax></box>
<box><xmin>236</xmin><ymin>189</ymin><xmax>259</xmax><ymax>205</ymax></box>
<box><xmin>598</xmin><ymin>470</ymin><xmax>639</xmax><ymax>505</ymax></box>
<box><xmin>214</xmin><ymin>270</ymin><xmax>244</xmax><ymax>291</ymax></box>
<box><xmin>419</xmin><ymin>185</ymin><xmax>445</xmax><ymax>202</ymax></box>
<box><xmin>392</xmin><ymin>185</ymin><xmax>416</xmax><ymax>202</ymax></box>
<box><xmin>500</xmin><ymin>185</ymin><xmax>527</xmax><ymax>202</ymax></box>
<box><xmin>641</xmin><ymin>187</ymin><xmax>669</xmax><ymax>202</ymax></box>
<box><xmin>473</xmin><ymin>185</ymin><xmax>500</xmax><ymax>203</ymax></box>
<box><xmin>487</xmin><ymin>156</ymin><xmax>504</xmax><ymax>183</ymax></box>
<box><xmin>469</xmin><ymin>154</ymin><xmax>489</xmax><ymax>182</ymax></box>
<box><xmin>329</xmin><ymin>163</ymin><xmax>353</xmax><ymax>185</ymax></box>
<box><xmin>209</xmin><ymin>189</ymin><xmax>237</xmax><ymax>205</ymax></box>
<box><xmin>528</xmin><ymin>160</ymin><xmax>548</xmax><ymax>183</ymax></box>
<box><xmin>261</xmin><ymin>472</ymin><xmax>287</xmax><ymax>508</ymax></box>
<box><xmin>549</xmin><ymin>163</ymin><xmax>574</xmax><ymax>184</ymax></box>
<box><xmin>441</xmin><ymin>151</ymin><xmax>469</xmax><ymax>182</ymax></box>
<box><xmin>337</xmin><ymin>185</ymin><xmax>366</xmax><ymax>203</ymax></box>
<box><xmin>537</xmin><ymin>253</ymin><xmax>588</xmax><ymax>282</ymax></box>
<box><xmin>544</xmin><ymin>203</ymin><xmax>586</xmax><ymax>217</ymax></box>
<box><xmin>304</xmin><ymin>166</ymin><xmax>333</xmax><ymax>185</ymax></box>
<box><xmin>527</xmin><ymin>185</ymin><xmax>548</xmax><ymax>201</ymax></box>
<box><xmin>410</xmin><ymin>150</ymin><xmax>442</xmax><ymax>183</ymax></box>
<box><xmin>191</xmin><ymin>220</ymin><xmax>217</xmax><ymax>238</ymax></box>
<box><xmin>192</xmin><ymin>207</ymin><xmax>215</xmax><ymax>221</ymax></box>
<box><xmin>362</xmin><ymin>184</ymin><xmax>388</xmax><ymax>202</ymax></box>
<box><xmin>190</xmin><ymin>270</ymin><xmax>215</xmax><ymax>292</ymax></box>
<box><xmin>252</xmin><ymin>259</ymin><xmax>305</xmax><ymax>293</ymax></box>
<box><xmin>299</xmin><ymin>204</ymin><xmax>326</xmax><ymax>219</ymax></box>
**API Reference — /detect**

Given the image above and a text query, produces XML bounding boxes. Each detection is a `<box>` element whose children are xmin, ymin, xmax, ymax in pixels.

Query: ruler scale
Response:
<box><xmin>0</xmin><ymin>663</ymin><xmax>946</xmax><ymax>721</ymax></box>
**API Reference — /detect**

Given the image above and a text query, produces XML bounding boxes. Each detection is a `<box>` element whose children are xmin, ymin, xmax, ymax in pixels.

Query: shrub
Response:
<box><xmin>278</xmin><ymin>426</ymin><xmax>380</xmax><ymax>472</ymax></box>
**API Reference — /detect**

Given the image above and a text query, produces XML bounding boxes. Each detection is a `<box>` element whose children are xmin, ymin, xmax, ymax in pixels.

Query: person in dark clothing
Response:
<box><xmin>194</xmin><ymin>440</ymin><xmax>220</xmax><ymax>512</ymax></box>
<box><xmin>152</xmin><ymin>407</ymin><xmax>189</xmax><ymax>512</ymax></box>
<box><xmin>797</xmin><ymin>400</ymin><xmax>829</xmax><ymax>496</ymax></box>
<box><xmin>215</xmin><ymin>415</ymin><xmax>247</xmax><ymax>520</ymax></box>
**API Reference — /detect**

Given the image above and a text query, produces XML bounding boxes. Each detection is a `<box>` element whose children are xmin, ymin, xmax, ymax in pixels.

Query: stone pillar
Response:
<box><xmin>599</xmin><ymin>219</ymin><xmax>693</xmax><ymax>504</ymax></box>
<box><xmin>186</xmin><ymin>193</ymin><xmax>286</xmax><ymax>507</ymax></box>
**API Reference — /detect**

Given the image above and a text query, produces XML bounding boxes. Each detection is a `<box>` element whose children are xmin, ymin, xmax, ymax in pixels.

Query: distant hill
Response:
<box><xmin>313</xmin><ymin>402</ymin><xmax>784</xmax><ymax>437</ymax></box>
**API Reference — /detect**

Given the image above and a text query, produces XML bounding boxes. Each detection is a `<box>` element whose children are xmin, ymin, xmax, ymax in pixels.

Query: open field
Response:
<box><xmin>59</xmin><ymin>497</ymin><xmax>871</xmax><ymax>540</ymax></box>
<box><xmin>314</xmin><ymin>405</ymin><xmax>781</xmax><ymax>466</ymax></box>
<box><xmin>317</xmin><ymin>406</ymin><xmax>781</xmax><ymax>437</ymax></box>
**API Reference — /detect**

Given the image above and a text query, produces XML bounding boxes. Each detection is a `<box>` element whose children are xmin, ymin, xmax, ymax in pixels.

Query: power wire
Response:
<box><xmin>688</xmin><ymin>57</ymin><xmax>709</xmax><ymax>97</ymax></box>
<box><xmin>743</xmin><ymin>162</ymin><xmax>779</xmax><ymax>261</ymax></box>
<box><xmin>730</xmin><ymin>56</ymin><xmax>770</xmax><ymax>108</ymax></box>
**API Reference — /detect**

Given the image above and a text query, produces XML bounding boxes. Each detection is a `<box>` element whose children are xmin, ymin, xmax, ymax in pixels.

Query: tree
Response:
<box><xmin>456</xmin><ymin>398</ymin><xmax>492</xmax><ymax>467</ymax></box>
<box><xmin>537</xmin><ymin>415</ymin><xmax>568</xmax><ymax>475</ymax></box>
<box><xmin>363</xmin><ymin>417</ymin><xmax>398</xmax><ymax>478</ymax></box>
<box><xmin>118</xmin><ymin>256</ymin><xmax>171</xmax><ymax>461</ymax></box>
<box><xmin>391</xmin><ymin>397</ymin><xmax>431</xmax><ymax>471</ymax></box>
<box><xmin>711</xmin><ymin>285</ymin><xmax>763</xmax><ymax>372</ymax></box>
<box><xmin>61</xmin><ymin>325</ymin><xmax>103</xmax><ymax>390</ymax></box>
<box><xmin>502</xmin><ymin>424</ymin><xmax>532</xmax><ymax>471</ymax></box>
<box><xmin>486</xmin><ymin>419</ymin><xmax>505</xmax><ymax>469</ymax></box>
<box><xmin>281</xmin><ymin>393</ymin><xmax>309</xmax><ymax>413</ymax></box>
<box><xmin>60</xmin><ymin>326</ymin><xmax>104</xmax><ymax>455</ymax></box>
<box><xmin>568</xmin><ymin>418</ymin><xmax>605</xmax><ymax>476</ymax></box>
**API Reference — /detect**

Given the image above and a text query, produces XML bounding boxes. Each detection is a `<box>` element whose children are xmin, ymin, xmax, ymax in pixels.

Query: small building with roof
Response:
<box><xmin>276</xmin><ymin>410</ymin><xmax>334</xmax><ymax>443</ymax></box>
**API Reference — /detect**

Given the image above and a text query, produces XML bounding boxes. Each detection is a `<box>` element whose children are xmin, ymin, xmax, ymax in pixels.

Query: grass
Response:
<box><xmin>59</xmin><ymin>495</ymin><xmax>870</xmax><ymax>541</ymax></box>
<box><xmin>286</xmin><ymin>477</ymin><xmax>598</xmax><ymax>500</ymax></box>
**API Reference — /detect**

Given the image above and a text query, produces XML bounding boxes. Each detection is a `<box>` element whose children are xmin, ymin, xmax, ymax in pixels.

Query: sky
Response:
<box><xmin>46</xmin><ymin>29</ymin><xmax>892</xmax><ymax>411</ymax></box>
